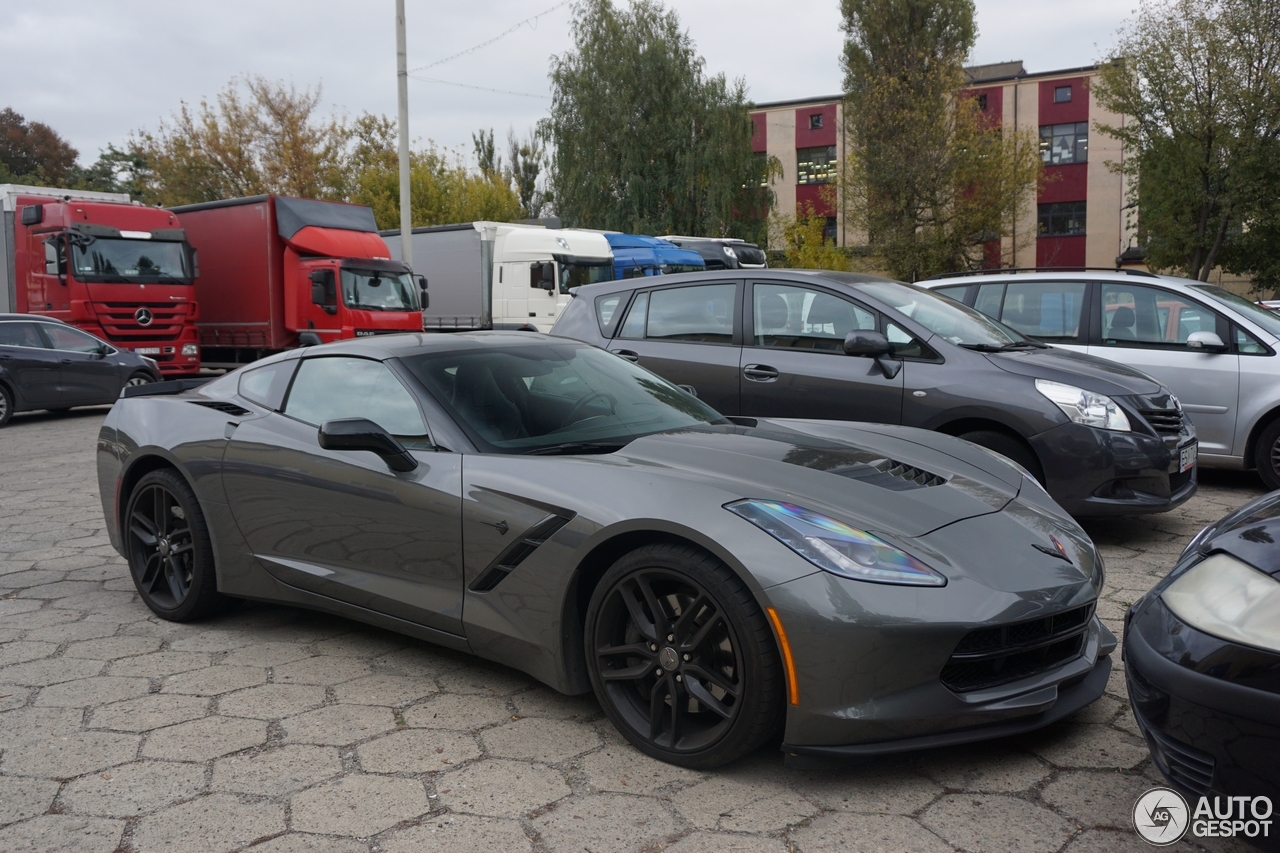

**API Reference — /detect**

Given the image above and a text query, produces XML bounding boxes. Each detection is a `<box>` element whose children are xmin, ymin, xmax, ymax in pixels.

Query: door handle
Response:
<box><xmin>743</xmin><ymin>364</ymin><xmax>779</xmax><ymax>382</ymax></box>
<box><xmin>60</xmin><ymin>359</ymin><xmax>73</xmax><ymax>365</ymax></box>
<box><xmin>615</xmin><ymin>349</ymin><xmax>640</xmax><ymax>363</ymax></box>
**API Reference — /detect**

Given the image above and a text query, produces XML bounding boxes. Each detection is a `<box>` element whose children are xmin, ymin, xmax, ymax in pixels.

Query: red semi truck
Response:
<box><xmin>0</xmin><ymin>185</ymin><xmax>201</xmax><ymax>376</ymax></box>
<box><xmin>172</xmin><ymin>195</ymin><xmax>424</xmax><ymax>368</ymax></box>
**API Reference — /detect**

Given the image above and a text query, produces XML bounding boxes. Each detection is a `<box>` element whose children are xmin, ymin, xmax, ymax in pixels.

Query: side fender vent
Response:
<box><xmin>832</xmin><ymin>457</ymin><xmax>947</xmax><ymax>491</ymax></box>
<box><xmin>470</xmin><ymin>513</ymin><xmax>573</xmax><ymax>592</ymax></box>
<box><xmin>189</xmin><ymin>400</ymin><xmax>252</xmax><ymax>417</ymax></box>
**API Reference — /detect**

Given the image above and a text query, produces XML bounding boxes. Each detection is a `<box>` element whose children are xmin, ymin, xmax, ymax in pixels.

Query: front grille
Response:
<box><xmin>941</xmin><ymin>604</ymin><xmax>1093</xmax><ymax>692</ymax></box>
<box><xmin>832</xmin><ymin>458</ymin><xmax>947</xmax><ymax>491</ymax></box>
<box><xmin>1169</xmin><ymin>468</ymin><xmax>1193</xmax><ymax>494</ymax></box>
<box><xmin>95</xmin><ymin>302</ymin><xmax>189</xmax><ymax>342</ymax></box>
<box><xmin>1140</xmin><ymin>408</ymin><xmax>1185</xmax><ymax>437</ymax></box>
<box><xmin>1145</xmin><ymin>723</ymin><xmax>1215</xmax><ymax>798</ymax></box>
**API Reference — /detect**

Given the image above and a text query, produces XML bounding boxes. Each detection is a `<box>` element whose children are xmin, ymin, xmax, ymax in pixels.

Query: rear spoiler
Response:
<box><xmin>121</xmin><ymin>377</ymin><xmax>214</xmax><ymax>398</ymax></box>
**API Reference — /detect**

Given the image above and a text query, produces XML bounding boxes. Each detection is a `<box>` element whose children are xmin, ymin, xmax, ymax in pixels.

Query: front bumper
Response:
<box><xmin>1030</xmin><ymin>422</ymin><xmax>1197</xmax><ymax>517</ymax></box>
<box><xmin>1124</xmin><ymin>595</ymin><xmax>1280</xmax><ymax>803</ymax></box>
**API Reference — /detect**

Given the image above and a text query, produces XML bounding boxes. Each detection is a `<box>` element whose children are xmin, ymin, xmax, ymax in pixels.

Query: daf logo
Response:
<box><xmin>134</xmin><ymin>308</ymin><xmax>153</xmax><ymax>326</ymax></box>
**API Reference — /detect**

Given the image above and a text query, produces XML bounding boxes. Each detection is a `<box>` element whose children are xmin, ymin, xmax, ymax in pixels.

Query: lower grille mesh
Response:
<box><xmin>941</xmin><ymin>604</ymin><xmax>1093</xmax><ymax>692</ymax></box>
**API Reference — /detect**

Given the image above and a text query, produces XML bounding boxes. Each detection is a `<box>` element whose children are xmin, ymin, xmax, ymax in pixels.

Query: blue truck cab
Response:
<box><xmin>603</xmin><ymin>233</ymin><xmax>705</xmax><ymax>279</ymax></box>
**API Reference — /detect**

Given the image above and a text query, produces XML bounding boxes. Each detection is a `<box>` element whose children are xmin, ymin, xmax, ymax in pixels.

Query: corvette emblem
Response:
<box><xmin>134</xmin><ymin>307</ymin><xmax>153</xmax><ymax>326</ymax></box>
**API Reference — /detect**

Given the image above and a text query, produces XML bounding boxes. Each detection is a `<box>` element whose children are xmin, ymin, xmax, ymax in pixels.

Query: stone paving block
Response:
<box><xmin>89</xmin><ymin>693</ymin><xmax>209</xmax><ymax>731</ymax></box>
<box><xmin>790</xmin><ymin>813</ymin><xmax>952</xmax><ymax>853</ymax></box>
<box><xmin>791</xmin><ymin>762</ymin><xmax>942</xmax><ymax>815</ymax></box>
<box><xmin>1</xmin><ymin>730</ymin><xmax>140</xmax><ymax>779</ymax></box>
<box><xmin>371</xmin><ymin>646</ymin><xmax>466</xmax><ymax>678</ymax></box>
<box><xmin>333</xmin><ymin>673</ymin><xmax>436</xmax><ymax>706</ymax></box>
<box><xmin>0</xmin><ymin>607</ymin><xmax>82</xmax><ymax>630</ymax></box>
<box><xmin>247</xmin><ymin>833</ymin><xmax>369</xmax><ymax>853</ymax></box>
<box><xmin>160</xmin><ymin>664</ymin><xmax>266</xmax><ymax>695</ymax></box>
<box><xmin>482</xmin><ymin>717</ymin><xmax>601</xmax><ymax>764</ymax></box>
<box><xmin>107</xmin><ymin>650</ymin><xmax>213</xmax><ymax>678</ymax></box>
<box><xmin>1068</xmin><ymin>693</ymin><xmax>1125</xmax><ymax>725</ymax></box>
<box><xmin>212</xmin><ymin>743</ymin><xmax>342</xmax><ymax>795</ymax></box>
<box><xmin>34</xmin><ymin>674</ymin><xmax>151</xmax><ymax>707</ymax></box>
<box><xmin>403</xmin><ymin>692</ymin><xmax>513</xmax><ymax>730</ymax></box>
<box><xmin>283</xmin><ymin>704</ymin><xmax>397</xmax><ymax>746</ymax></box>
<box><xmin>290</xmin><ymin>774</ymin><xmax>431</xmax><ymax>837</ymax></box>
<box><xmin>0</xmin><ymin>655</ymin><xmax>103</xmax><ymax>685</ymax></box>
<box><xmin>919</xmin><ymin>745</ymin><xmax>1054</xmax><ymax>792</ymax></box>
<box><xmin>15</xmin><ymin>579</ymin><xmax>102</xmax><ymax>599</ymax></box>
<box><xmin>62</xmin><ymin>635</ymin><xmax>161</xmax><ymax>659</ymax></box>
<box><xmin>0</xmin><ymin>683</ymin><xmax>31</xmax><ymax>711</ymax></box>
<box><xmin>439</xmin><ymin>759</ymin><xmax>571</xmax><ymax>818</ymax></box>
<box><xmin>511</xmin><ymin>686</ymin><xmax>601</xmax><ymax>720</ymax></box>
<box><xmin>217</xmin><ymin>641</ymin><xmax>314</xmax><ymax>668</ymax></box>
<box><xmin>921</xmin><ymin>794</ymin><xmax>1076</xmax><ymax>853</ymax></box>
<box><xmin>665</xmin><ymin>831</ymin><xmax>790</xmax><ymax>853</ymax></box>
<box><xmin>216</xmin><ymin>683</ymin><xmax>326</xmax><ymax>719</ymax></box>
<box><xmin>141</xmin><ymin>714</ymin><xmax>266</xmax><ymax>761</ymax></box>
<box><xmin>167</xmin><ymin>628</ymin><xmax>260</xmax><ymax>653</ymax></box>
<box><xmin>131</xmin><ymin>793</ymin><xmax>286</xmax><ymax>853</ymax></box>
<box><xmin>1024</xmin><ymin>722</ymin><xmax>1150</xmax><ymax>770</ymax></box>
<box><xmin>720</xmin><ymin>790</ymin><xmax>820</xmax><ymax>833</ymax></box>
<box><xmin>382</xmin><ymin>814</ymin><xmax>534</xmax><ymax>853</ymax></box>
<box><xmin>0</xmin><ymin>641</ymin><xmax>58</xmax><ymax>667</ymax></box>
<box><xmin>577</xmin><ymin>742</ymin><xmax>701</xmax><ymax>796</ymax></box>
<box><xmin>357</xmin><ymin>728</ymin><xmax>482</xmax><ymax>773</ymax></box>
<box><xmin>273</xmin><ymin>655</ymin><xmax>373</xmax><ymax>685</ymax></box>
<box><xmin>1041</xmin><ymin>769</ymin><xmax>1158</xmax><ymax>830</ymax></box>
<box><xmin>0</xmin><ymin>774</ymin><xmax>59</xmax><ymax>826</ymax></box>
<box><xmin>24</xmin><ymin>621</ymin><xmax>118</xmax><ymax>643</ymax></box>
<box><xmin>434</xmin><ymin>665</ymin><xmax>536</xmax><ymax>696</ymax></box>
<box><xmin>0</xmin><ymin>815</ymin><xmax>123</xmax><ymax>853</ymax></box>
<box><xmin>0</xmin><ymin>706</ymin><xmax>84</xmax><ymax>748</ymax></box>
<box><xmin>61</xmin><ymin>759</ymin><xmax>206</xmax><ymax>817</ymax></box>
<box><xmin>532</xmin><ymin>793</ymin><xmax>681</xmax><ymax>853</ymax></box>
<box><xmin>313</xmin><ymin>632</ymin><xmax>408</xmax><ymax>659</ymax></box>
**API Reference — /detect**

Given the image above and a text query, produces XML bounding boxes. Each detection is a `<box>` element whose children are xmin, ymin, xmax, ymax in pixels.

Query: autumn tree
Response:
<box><xmin>839</xmin><ymin>0</ymin><xmax>1042</xmax><ymax>280</ymax></box>
<box><xmin>771</xmin><ymin>201</ymin><xmax>851</xmax><ymax>271</ymax></box>
<box><xmin>0</xmin><ymin>108</ymin><xmax>79</xmax><ymax>185</ymax></box>
<box><xmin>545</xmin><ymin>0</ymin><xmax>772</xmax><ymax>239</ymax></box>
<box><xmin>1092</xmin><ymin>0</ymin><xmax>1280</xmax><ymax>287</ymax></box>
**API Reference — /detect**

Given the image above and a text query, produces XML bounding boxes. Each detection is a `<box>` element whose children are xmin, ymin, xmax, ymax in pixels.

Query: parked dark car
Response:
<box><xmin>552</xmin><ymin>271</ymin><xmax>1198</xmax><ymax>518</ymax></box>
<box><xmin>0</xmin><ymin>313</ymin><xmax>159</xmax><ymax>427</ymax></box>
<box><xmin>99</xmin><ymin>332</ymin><xmax>1113</xmax><ymax>768</ymax></box>
<box><xmin>1125</xmin><ymin>490</ymin><xmax>1280</xmax><ymax>806</ymax></box>
<box><xmin>660</xmin><ymin>237</ymin><xmax>768</xmax><ymax>270</ymax></box>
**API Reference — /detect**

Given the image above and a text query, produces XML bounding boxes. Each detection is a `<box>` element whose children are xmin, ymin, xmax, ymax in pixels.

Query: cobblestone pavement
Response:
<box><xmin>0</xmin><ymin>406</ymin><xmax>1267</xmax><ymax>853</ymax></box>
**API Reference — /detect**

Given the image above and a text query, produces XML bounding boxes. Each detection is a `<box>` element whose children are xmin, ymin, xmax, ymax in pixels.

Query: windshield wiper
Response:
<box><xmin>523</xmin><ymin>441</ymin><xmax>630</xmax><ymax>456</ymax></box>
<box><xmin>959</xmin><ymin>340</ymin><xmax>1047</xmax><ymax>352</ymax></box>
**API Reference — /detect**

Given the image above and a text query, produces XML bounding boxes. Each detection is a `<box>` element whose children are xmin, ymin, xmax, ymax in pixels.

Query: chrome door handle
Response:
<box><xmin>743</xmin><ymin>364</ymin><xmax>779</xmax><ymax>381</ymax></box>
<box><xmin>615</xmin><ymin>349</ymin><xmax>640</xmax><ymax>362</ymax></box>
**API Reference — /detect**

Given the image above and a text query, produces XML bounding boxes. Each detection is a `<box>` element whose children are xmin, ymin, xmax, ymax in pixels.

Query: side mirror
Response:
<box><xmin>843</xmin><ymin>330</ymin><xmax>892</xmax><ymax>357</ymax></box>
<box><xmin>1186</xmin><ymin>330</ymin><xmax>1227</xmax><ymax>352</ymax></box>
<box><xmin>318</xmin><ymin>418</ymin><xmax>419</xmax><ymax>472</ymax></box>
<box><xmin>677</xmin><ymin>384</ymin><xmax>698</xmax><ymax>398</ymax></box>
<box><xmin>309</xmin><ymin>269</ymin><xmax>337</xmax><ymax>315</ymax></box>
<box><xmin>190</xmin><ymin>248</ymin><xmax>200</xmax><ymax>279</ymax></box>
<box><xmin>21</xmin><ymin>205</ymin><xmax>42</xmax><ymax>226</ymax></box>
<box><xmin>416</xmin><ymin>275</ymin><xmax>429</xmax><ymax>309</ymax></box>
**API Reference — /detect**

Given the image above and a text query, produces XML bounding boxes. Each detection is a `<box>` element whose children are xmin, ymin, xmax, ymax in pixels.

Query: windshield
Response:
<box><xmin>340</xmin><ymin>269</ymin><xmax>419</xmax><ymax>312</ymax></box>
<box><xmin>661</xmin><ymin>263</ymin><xmax>705</xmax><ymax>274</ymax></box>
<box><xmin>854</xmin><ymin>280</ymin><xmax>1026</xmax><ymax>346</ymax></box>
<box><xmin>1191</xmin><ymin>284</ymin><xmax>1280</xmax><ymax>339</ymax></box>
<box><xmin>404</xmin><ymin>343</ymin><xmax>728</xmax><ymax>454</ymax></box>
<box><xmin>559</xmin><ymin>261</ymin><xmax>614</xmax><ymax>294</ymax></box>
<box><xmin>70</xmin><ymin>238</ymin><xmax>190</xmax><ymax>282</ymax></box>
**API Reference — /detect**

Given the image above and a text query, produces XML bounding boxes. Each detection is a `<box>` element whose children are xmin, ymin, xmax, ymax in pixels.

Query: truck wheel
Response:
<box><xmin>0</xmin><ymin>384</ymin><xmax>12</xmax><ymax>427</ymax></box>
<box><xmin>959</xmin><ymin>429</ymin><xmax>1045</xmax><ymax>485</ymax></box>
<box><xmin>124</xmin><ymin>468</ymin><xmax>227</xmax><ymax>621</ymax></box>
<box><xmin>1253</xmin><ymin>418</ymin><xmax>1280</xmax><ymax>491</ymax></box>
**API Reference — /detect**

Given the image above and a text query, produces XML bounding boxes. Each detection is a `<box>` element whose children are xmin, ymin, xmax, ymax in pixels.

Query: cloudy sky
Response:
<box><xmin>0</xmin><ymin>0</ymin><xmax>1134</xmax><ymax>171</ymax></box>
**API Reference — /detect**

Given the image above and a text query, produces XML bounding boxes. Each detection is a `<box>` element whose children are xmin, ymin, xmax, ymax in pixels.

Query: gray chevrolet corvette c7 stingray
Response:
<box><xmin>97</xmin><ymin>331</ymin><xmax>1116</xmax><ymax>768</ymax></box>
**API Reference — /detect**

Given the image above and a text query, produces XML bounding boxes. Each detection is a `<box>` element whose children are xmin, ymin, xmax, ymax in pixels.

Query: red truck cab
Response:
<box><xmin>173</xmin><ymin>195</ymin><xmax>424</xmax><ymax>368</ymax></box>
<box><xmin>0</xmin><ymin>185</ymin><xmax>200</xmax><ymax>376</ymax></box>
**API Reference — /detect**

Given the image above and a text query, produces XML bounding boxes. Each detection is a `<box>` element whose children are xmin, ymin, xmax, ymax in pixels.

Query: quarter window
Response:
<box><xmin>1038</xmin><ymin>202</ymin><xmax>1086</xmax><ymax>237</ymax></box>
<box><xmin>997</xmin><ymin>281</ymin><xmax>1086</xmax><ymax>343</ymax></box>
<box><xmin>646</xmin><ymin>284</ymin><xmax>736</xmax><ymax>344</ymax></box>
<box><xmin>238</xmin><ymin>360</ymin><xmax>296</xmax><ymax>410</ymax></box>
<box><xmin>594</xmin><ymin>293</ymin><xmax>625</xmax><ymax>336</ymax></box>
<box><xmin>284</xmin><ymin>357</ymin><xmax>427</xmax><ymax>437</ymax></box>
<box><xmin>1100</xmin><ymin>284</ymin><xmax>1217</xmax><ymax>347</ymax></box>
<box><xmin>1236</xmin><ymin>327</ymin><xmax>1269</xmax><ymax>355</ymax></box>
<box><xmin>0</xmin><ymin>322</ymin><xmax>45</xmax><ymax>348</ymax></box>
<box><xmin>753</xmin><ymin>283</ymin><xmax>875</xmax><ymax>351</ymax></box>
<box><xmin>797</xmin><ymin>145</ymin><xmax>837</xmax><ymax>185</ymax></box>
<box><xmin>617</xmin><ymin>292</ymin><xmax>648</xmax><ymax>339</ymax></box>
<box><xmin>1039</xmin><ymin>122</ymin><xmax>1088</xmax><ymax>165</ymax></box>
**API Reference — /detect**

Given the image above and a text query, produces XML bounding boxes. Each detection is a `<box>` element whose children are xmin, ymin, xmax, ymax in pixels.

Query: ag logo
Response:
<box><xmin>134</xmin><ymin>307</ymin><xmax>153</xmax><ymax>327</ymax></box>
<box><xmin>1134</xmin><ymin>787</ymin><xmax>1190</xmax><ymax>845</ymax></box>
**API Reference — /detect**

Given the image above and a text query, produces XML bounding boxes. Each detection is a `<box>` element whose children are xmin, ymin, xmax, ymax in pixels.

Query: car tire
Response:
<box><xmin>584</xmin><ymin>542</ymin><xmax>783</xmax><ymax>769</ymax></box>
<box><xmin>959</xmin><ymin>429</ymin><xmax>1045</xmax><ymax>485</ymax></box>
<box><xmin>126</xmin><ymin>371</ymin><xmax>154</xmax><ymax>388</ymax></box>
<box><xmin>0</xmin><ymin>384</ymin><xmax>12</xmax><ymax>427</ymax></box>
<box><xmin>124</xmin><ymin>468</ymin><xmax>227</xmax><ymax>621</ymax></box>
<box><xmin>1253</xmin><ymin>418</ymin><xmax>1280</xmax><ymax>491</ymax></box>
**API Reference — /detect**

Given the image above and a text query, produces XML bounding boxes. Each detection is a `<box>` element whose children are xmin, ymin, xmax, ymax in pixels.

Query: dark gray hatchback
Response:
<box><xmin>553</xmin><ymin>271</ymin><xmax>1199</xmax><ymax>518</ymax></box>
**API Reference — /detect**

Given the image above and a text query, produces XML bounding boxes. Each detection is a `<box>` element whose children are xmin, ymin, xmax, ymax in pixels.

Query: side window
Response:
<box><xmin>238</xmin><ymin>360</ymin><xmax>297</xmax><ymax>410</ymax></box>
<box><xmin>0</xmin><ymin>322</ymin><xmax>46</xmax><ymax>348</ymax></box>
<box><xmin>753</xmin><ymin>283</ymin><xmax>876</xmax><ymax>351</ymax></box>
<box><xmin>40</xmin><ymin>324</ymin><xmax>104</xmax><ymax>353</ymax></box>
<box><xmin>1100</xmin><ymin>284</ymin><xmax>1217</xmax><ymax>347</ymax></box>
<box><xmin>646</xmin><ymin>284</ymin><xmax>737</xmax><ymax>344</ymax></box>
<box><xmin>974</xmin><ymin>283</ymin><xmax>1005</xmax><ymax>319</ymax></box>
<box><xmin>997</xmin><ymin>281</ymin><xmax>1086</xmax><ymax>343</ymax></box>
<box><xmin>594</xmin><ymin>293</ymin><xmax>625</xmax><ymax>337</ymax></box>
<box><xmin>284</xmin><ymin>357</ymin><xmax>427</xmax><ymax>437</ymax></box>
<box><xmin>933</xmin><ymin>285</ymin><xmax>970</xmax><ymax>304</ymax></box>
<box><xmin>617</xmin><ymin>291</ymin><xmax>648</xmax><ymax>339</ymax></box>
<box><xmin>1236</xmin><ymin>326</ymin><xmax>1269</xmax><ymax>355</ymax></box>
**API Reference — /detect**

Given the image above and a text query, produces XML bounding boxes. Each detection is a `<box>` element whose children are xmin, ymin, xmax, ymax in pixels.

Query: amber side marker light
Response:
<box><xmin>765</xmin><ymin>606</ymin><xmax>800</xmax><ymax>706</ymax></box>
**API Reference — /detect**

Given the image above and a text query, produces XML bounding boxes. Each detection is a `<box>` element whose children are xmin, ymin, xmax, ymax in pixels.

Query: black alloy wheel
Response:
<box><xmin>0</xmin><ymin>383</ymin><xmax>11</xmax><ymax>427</ymax></box>
<box><xmin>1254</xmin><ymin>418</ymin><xmax>1280</xmax><ymax>491</ymax></box>
<box><xmin>585</xmin><ymin>543</ymin><xmax>783</xmax><ymax>768</ymax></box>
<box><xmin>125</xmin><ymin>468</ymin><xmax>225</xmax><ymax>620</ymax></box>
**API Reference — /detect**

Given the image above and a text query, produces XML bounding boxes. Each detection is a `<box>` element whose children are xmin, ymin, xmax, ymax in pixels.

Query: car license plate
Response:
<box><xmin>1180</xmin><ymin>442</ymin><xmax>1197</xmax><ymax>472</ymax></box>
<box><xmin>134</xmin><ymin>347</ymin><xmax>161</xmax><ymax>355</ymax></box>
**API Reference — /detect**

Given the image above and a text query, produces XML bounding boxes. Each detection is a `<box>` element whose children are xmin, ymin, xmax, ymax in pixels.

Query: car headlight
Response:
<box><xmin>1162</xmin><ymin>553</ymin><xmax>1280</xmax><ymax>653</ymax></box>
<box><xmin>722</xmin><ymin>245</ymin><xmax>737</xmax><ymax>258</ymax></box>
<box><xmin>1035</xmin><ymin>379</ymin><xmax>1130</xmax><ymax>432</ymax></box>
<box><xmin>725</xmin><ymin>499</ymin><xmax>946</xmax><ymax>586</ymax></box>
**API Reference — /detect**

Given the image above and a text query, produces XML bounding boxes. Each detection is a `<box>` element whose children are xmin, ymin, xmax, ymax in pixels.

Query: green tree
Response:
<box><xmin>545</xmin><ymin>0</ymin><xmax>772</xmax><ymax>238</ymax></box>
<box><xmin>1092</xmin><ymin>0</ymin><xmax>1280</xmax><ymax>287</ymax></box>
<box><xmin>839</xmin><ymin>0</ymin><xmax>1042</xmax><ymax>280</ymax></box>
<box><xmin>508</xmin><ymin>127</ymin><xmax>552</xmax><ymax>220</ymax></box>
<box><xmin>472</xmin><ymin>128</ymin><xmax>501</xmax><ymax>179</ymax></box>
<box><xmin>771</xmin><ymin>198</ymin><xmax>850</xmax><ymax>271</ymax></box>
<box><xmin>0</xmin><ymin>107</ymin><xmax>79</xmax><ymax>185</ymax></box>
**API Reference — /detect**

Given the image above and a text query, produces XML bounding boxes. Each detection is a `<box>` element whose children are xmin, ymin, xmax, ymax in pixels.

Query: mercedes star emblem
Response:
<box><xmin>134</xmin><ymin>307</ymin><xmax>153</xmax><ymax>326</ymax></box>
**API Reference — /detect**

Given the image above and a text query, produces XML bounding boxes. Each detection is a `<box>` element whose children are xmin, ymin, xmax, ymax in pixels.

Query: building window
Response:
<box><xmin>1054</xmin><ymin>85</ymin><xmax>1072</xmax><ymax>103</ymax></box>
<box><xmin>752</xmin><ymin>151</ymin><xmax>770</xmax><ymax>188</ymax></box>
<box><xmin>809</xmin><ymin>113</ymin><xmax>824</xmax><ymax>130</ymax></box>
<box><xmin>1039</xmin><ymin>122</ymin><xmax>1089</xmax><ymax>165</ymax></box>
<box><xmin>976</xmin><ymin>93</ymin><xmax>988</xmax><ymax>111</ymax></box>
<box><xmin>824</xmin><ymin>217</ymin><xmax>838</xmax><ymax>242</ymax></box>
<box><xmin>797</xmin><ymin>145</ymin><xmax>837</xmax><ymax>185</ymax></box>
<box><xmin>1038</xmin><ymin>202</ymin><xmax>1086</xmax><ymax>237</ymax></box>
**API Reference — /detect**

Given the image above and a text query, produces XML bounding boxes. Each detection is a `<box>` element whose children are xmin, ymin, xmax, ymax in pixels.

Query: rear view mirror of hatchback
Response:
<box><xmin>843</xmin><ymin>330</ymin><xmax>892</xmax><ymax>357</ymax></box>
<box><xmin>1186</xmin><ymin>330</ymin><xmax>1227</xmax><ymax>352</ymax></box>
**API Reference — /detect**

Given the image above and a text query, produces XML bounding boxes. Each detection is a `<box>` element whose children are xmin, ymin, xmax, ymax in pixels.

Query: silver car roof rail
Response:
<box><xmin>924</xmin><ymin>267</ymin><xmax>1159</xmax><ymax>281</ymax></box>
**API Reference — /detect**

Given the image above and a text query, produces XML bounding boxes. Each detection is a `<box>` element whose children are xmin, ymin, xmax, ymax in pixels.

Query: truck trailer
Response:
<box><xmin>173</xmin><ymin>195</ymin><xmax>424</xmax><ymax>368</ymax></box>
<box><xmin>0</xmin><ymin>185</ymin><xmax>200</xmax><ymax>376</ymax></box>
<box><xmin>382</xmin><ymin>222</ymin><xmax>612</xmax><ymax>332</ymax></box>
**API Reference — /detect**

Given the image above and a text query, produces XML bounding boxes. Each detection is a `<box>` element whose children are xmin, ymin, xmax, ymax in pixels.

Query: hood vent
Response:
<box><xmin>830</xmin><ymin>458</ymin><xmax>947</xmax><ymax>491</ymax></box>
<box><xmin>189</xmin><ymin>400</ymin><xmax>252</xmax><ymax>417</ymax></box>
